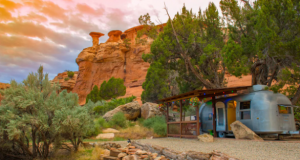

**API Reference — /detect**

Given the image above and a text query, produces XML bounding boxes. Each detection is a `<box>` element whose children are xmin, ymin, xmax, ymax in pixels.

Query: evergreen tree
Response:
<box><xmin>142</xmin><ymin>3</ymin><xmax>226</xmax><ymax>90</ymax></box>
<box><xmin>86</xmin><ymin>85</ymin><xmax>101</xmax><ymax>103</ymax></box>
<box><xmin>220</xmin><ymin>0</ymin><xmax>300</xmax><ymax>104</ymax></box>
<box><xmin>141</xmin><ymin>62</ymin><xmax>171</xmax><ymax>103</ymax></box>
<box><xmin>99</xmin><ymin>77</ymin><xmax>126</xmax><ymax>100</ymax></box>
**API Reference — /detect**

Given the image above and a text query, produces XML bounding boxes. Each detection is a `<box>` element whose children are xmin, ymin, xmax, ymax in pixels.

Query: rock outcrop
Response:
<box><xmin>141</xmin><ymin>102</ymin><xmax>162</xmax><ymax>119</ymax></box>
<box><xmin>230</xmin><ymin>120</ymin><xmax>264</xmax><ymax>141</ymax></box>
<box><xmin>72</xmin><ymin>25</ymin><xmax>166</xmax><ymax>105</ymax></box>
<box><xmin>103</xmin><ymin>101</ymin><xmax>141</xmax><ymax>121</ymax></box>
<box><xmin>51</xmin><ymin>71</ymin><xmax>78</xmax><ymax>92</ymax></box>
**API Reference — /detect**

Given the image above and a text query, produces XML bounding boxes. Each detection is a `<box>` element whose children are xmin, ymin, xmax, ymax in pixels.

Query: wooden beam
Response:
<box><xmin>166</xmin><ymin>102</ymin><xmax>169</xmax><ymax>135</ymax></box>
<box><xmin>196</xmin><ymin>105</ymin><xmax>200</xmax><ymax>136</ymax></box>
<box><xmin>180</xmin><ymin>100</ymin><xmax>182</xmax><ymax>138</ymax></box>
<box><xmin>167</xmin><ymin>121</ymin><xmax>197</xmax><ymax>124</ymax></box>
<box><xmin>212</xmin><ymin>96</ymin><xmax>217</xmax><ymax>137</ymax></box>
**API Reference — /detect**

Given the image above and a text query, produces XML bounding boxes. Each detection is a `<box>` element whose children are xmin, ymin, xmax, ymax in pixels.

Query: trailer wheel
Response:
<box><xmin>278</xmin><ymin>134</ymin><xmax>284</xmax><ymax>140</ymax></box>
<box><xmin>217</xmin><ymin>132</ymin><xmax>226</xmax><ymax>138</ymax></box>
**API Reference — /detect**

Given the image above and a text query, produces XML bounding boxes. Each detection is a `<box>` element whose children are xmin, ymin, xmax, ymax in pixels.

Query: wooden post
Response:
<box><xmin>180</xmin><ymin>100</ymin><xmax>182</xmax><ymax>138</ymax></box>
<box><xmin>196</xmin><ymin>104</ymin><xmax>200</xmax><ymax>136</ymax></box>
<box><xmin>212</xmin><ymin>96</ymin><xmax>217</xmax><ymax>137</ymax></box>
<box><xmin>166</xmin><ymin>102</ymin><xmax>169</xmax><ymax>136</ymax></box>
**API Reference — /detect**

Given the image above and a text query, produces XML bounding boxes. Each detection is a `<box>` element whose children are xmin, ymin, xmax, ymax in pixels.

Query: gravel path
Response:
<box><xmin>132</xmin><ymin>138</ymin><xmax>300</xmax><ymax>160</ymax></box>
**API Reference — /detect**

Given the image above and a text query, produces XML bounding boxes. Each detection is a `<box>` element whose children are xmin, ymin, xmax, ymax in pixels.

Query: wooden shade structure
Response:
<box><xmin>157</xmin><ymin>86</ymin><xmax>251</xmax><ymax>138</ymax></box>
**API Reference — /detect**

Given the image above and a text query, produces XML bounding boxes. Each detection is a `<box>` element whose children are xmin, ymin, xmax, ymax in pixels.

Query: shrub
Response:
<box><xmin>142</xmin><ymin>116</ymin><xmax>166</xmax><ymax>136</ymax></box>
<box><xmin>153</xmin><ymin>122</ymin><xmax>167</xmax><ymax>136</ymax></box>
<box><xmin>99</xmin><ymin>77</ymin><xmax>126</xmax><ymax>100</ymax></box>
<box><xmin>86</xmin><ymin>85</ymin><xmax>102</xmax><ymax>103</ymax></box>
<box><xmin>109</xmin><ymin>112</ymin><xmax>127</xmax><ymax>128</ymax></box>
<box><xmin>127</xmin><ymin>121</ymin><xmax>136</xmax><ymax>127</ymax></box>
<box><xmin>64</xmin><ymin>77</ymin><xmax>70</xmax><ymax>81</ymax></box>
<box><xmin>96</xmin><ymin>117</ymin><xmax>111</xmax><ymax>129</ymax></box>
<box><xmin>67</xmin><ymin>71</ymin><xmax>75</xmax><ymax>78</ymax></box>
<box><xmin>137</xmin><ymin>117</ymin><xmax>145</xmax><ymax>124</ymax></box>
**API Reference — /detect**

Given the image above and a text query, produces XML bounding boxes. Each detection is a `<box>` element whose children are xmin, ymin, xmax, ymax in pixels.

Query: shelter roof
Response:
<box><xmin>157</xmin><ymin>86</ymin><xmax>251</xmax><ymax>103</ymax></box>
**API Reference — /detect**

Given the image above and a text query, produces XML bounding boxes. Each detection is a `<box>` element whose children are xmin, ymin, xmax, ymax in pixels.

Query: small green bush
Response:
<box><xmin>96</xmin><ymin>117</ymin><xmax>111</xmax><ymax>129</ymax></box>
<box><xmin>109</xmin><ymin>112</ymin><xmax>127</xmax><ymax>128</ymax></box>
<box><xmin>142</xmin><ymin>116</ymin><xmax>167</xmax><ymax>136</ymax></box>
<box><xmin>67</xmin><ymin>71</ymin><xmax>75</xmax><ymax>78</ymax></box>
<box><xmin>127</xmin><ymin>121</ymin><xmax>135</xmax><ymax>127</ymax></box>
<box><xmin>153</xmin><ymin>122</ymin><xmax>167</xmax><ymax>136</ymax></box>
<box><xmin>137</xmin><ymin>117</ymin><xmax>145</xmax><ymax>124</ymax></box>
<box><xmin>64</xmin><ymin>77</ymin><xmax>70</xmax><ymax>81</ymax></box>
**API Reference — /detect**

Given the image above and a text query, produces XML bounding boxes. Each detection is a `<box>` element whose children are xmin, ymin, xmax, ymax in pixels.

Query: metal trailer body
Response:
<box><xmin>199</xmin><ymin>85</ymin><xmax>299</xmax><ymax>137</ymax></box>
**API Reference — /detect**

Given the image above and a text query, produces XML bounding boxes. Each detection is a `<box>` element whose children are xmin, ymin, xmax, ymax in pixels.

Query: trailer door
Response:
<box><xmin>216</xmin><ymin>102</ymin><xmax>226</xmax><ymax>131</ymax></box>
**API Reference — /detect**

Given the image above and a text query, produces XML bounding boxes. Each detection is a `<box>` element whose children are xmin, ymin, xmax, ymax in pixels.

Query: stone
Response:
<box><xmin>129</xmin><ymin>146</ymin><xmax>136</xmax><ymax>149</ymax></box>
<box><xmin>102</xmin><ymin>128</ymin><xmax>120</xmax><ymax>133</ymax></box>
<box><xmin>118</xmin><ymin>152</ymin><xmax>127</xmax><ymax>158</ymax></box>
<box><xmin>96</xmin><ymin>133</ymin><xmax>114</xmax><ymax>139</ymax></box>
<box><xmin>185</xmin><ymin>151</ymin><xmax>211</xmax><ymax>160</ymax></box>
<box><xmin>197</xmin><ymin>133</ymin><xmax>214</xmax><ymax>142</ymax></box>
<box><xmin>230</xmin><ymin>121</ymin><xmax>264</xmax><ymax>141</ymax></box>
<box><xmin>122</xmin><ymin>155</ymin><xmax>138</xmax><ymax>160</ymax></box>
<box><xmin>141</xmin><ymin>102</ymin><xmax>162</xmax><ymax>119</ymax></box>
<box><xmin>162</xmin><ymin>148</ymin><xmax>182</xmax><ymax>160</ymax></box>
<box><xmin>135</xmin><ymin>150</ymin><xmax>148</xmax><ymax>155</ymax></box>
<box><xmin>51</xmin><ymin>71</ymin><xmax>78</xmax><ymax>93</ymax></box>
<box><xmin>103</xmin><ymin>101</ymin><xmax>141</xmax><ymax>121</ymax></box>
<box><xmin>103</xmin><ymin>149</ymin><xmax>110</xmax><ymax>156</ymax></box>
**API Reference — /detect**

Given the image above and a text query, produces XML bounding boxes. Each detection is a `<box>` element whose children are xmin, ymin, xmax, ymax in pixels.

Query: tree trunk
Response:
<box><xmin>291</xmin><ymin>85</ymin><xmax>300</xmax><ymax>105</ymax></box>
<box><xmin>32</xmin><ymin>128</ymin><xmax>37</xmax><ymax>157</ymax></box>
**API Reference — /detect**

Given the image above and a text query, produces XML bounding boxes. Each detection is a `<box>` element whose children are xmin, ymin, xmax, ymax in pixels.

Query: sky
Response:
<box><xmin>0</xmin><ymin>0</ymin><xmax>223</xmax><ymax>83</ymax></box>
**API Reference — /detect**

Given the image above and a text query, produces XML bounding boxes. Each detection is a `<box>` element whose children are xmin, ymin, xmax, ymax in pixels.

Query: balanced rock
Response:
<box><xmin>141</xmin><ymin>102</ymin><xmax>162</xmax><ymax>119</ymax></box>
<box><xmin>103</xmin><ymin>101</ymin><xmax>141</xmax><ymax>121</ymax></box>
<box><xmin>230</xmin><ymin>120</ymin><xmax>264</xmax><ymax>141</ymax></box>
<box><xmin>102</xmin><ymin>128</ymin><xmax>120</xmax><ymax>133</ymax></box>
<box><xmin>197</xmin><ymin>133</ymin><xmax>214</xmax><ymax>142</ymax></box>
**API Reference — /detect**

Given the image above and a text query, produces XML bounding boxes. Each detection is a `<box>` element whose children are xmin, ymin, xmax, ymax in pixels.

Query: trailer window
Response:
<box><xmin>278</xmin><ymin>105</ymin><xmax>291</xmax><ymax>114</ymax></box>
<box><xmin>240</xmin><ymin>101</ymin><xmax>251</xmax><ymax>119</ymax></box>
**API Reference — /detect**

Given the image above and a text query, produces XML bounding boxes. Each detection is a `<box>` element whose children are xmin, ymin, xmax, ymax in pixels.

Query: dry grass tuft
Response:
<box><xmin>115</xmin><ymin>125</ymin><xmax>159</xmax><ymax>139</ymax></box>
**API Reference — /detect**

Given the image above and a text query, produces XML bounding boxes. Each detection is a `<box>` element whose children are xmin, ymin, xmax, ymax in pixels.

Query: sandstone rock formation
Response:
<box><xmin>96</xmin><ymin>133</ymin><xmax>115</xmax><ymax>139</ymax></box>
<box><xmin>230</xmin><ymin>120</ymin><xmax>264</xmax><ymax>141</ymax></box>
<box><xmin>51</xmin><ymin>71</ymin><xmax>78</xmax><ymax>92</ymax></box>
<box><xmin>141</xmin><ymin>102</ymin><xmax>162</xmax><ymax>119</ymax></box>
<box><xmin>102</xmin><ymin>128</ymin><xmax>120</xmax><ymax>133</ymax></box>
<box><xmin>103</xmin><ymin>101</ymin><xmax>141</xmax><ymax>121</ymax></box>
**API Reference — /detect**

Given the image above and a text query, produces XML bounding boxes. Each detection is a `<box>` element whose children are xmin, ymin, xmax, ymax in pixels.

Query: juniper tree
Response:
<box><xmin>220</xmin><ymin>0</ymin><xmax>300</xmax><ymax>105</ymax></box>
<box><xmin>99</xmin><ymin>77</ymin><xmax>126</xmax><ymax>100</ymax></box>
<box><xmin>142</xmin><ymin>3</ymin><xmax>226</xmax><ymax>90</ymax></box>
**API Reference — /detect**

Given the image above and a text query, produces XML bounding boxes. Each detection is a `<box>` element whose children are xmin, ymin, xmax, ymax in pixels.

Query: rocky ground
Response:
<box><xmin>101</xmin><ymin>137</ymin><xmax>300</xmax><ymax>160</ymax></box>
<box><xmin>133</xmin><ymin>138</ymin><xmax>300</xmax><ymax>160</ymax></box>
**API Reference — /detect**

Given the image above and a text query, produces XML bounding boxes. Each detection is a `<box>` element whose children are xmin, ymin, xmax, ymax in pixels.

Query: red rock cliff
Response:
<box><xmin>73</xmin><ymin>25</ymin><xmax>165</xmax><ymax>105</ymax></box>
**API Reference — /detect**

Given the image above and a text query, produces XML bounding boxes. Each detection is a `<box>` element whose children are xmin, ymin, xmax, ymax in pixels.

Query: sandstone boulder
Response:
<box><xmin>230</xmin><ymin>121</ymin><xmax>264</xmax><ymax>141</ymax></box>
<box><xmin>96</xmin><ymin>133</ymin><xmax>114</xmax><ymax>139</ymax></box>
<box><xmin>198</xmin><ymin>133</ymin><xmax>214</xmax><ymax>142</ymax></box>
<box><xmin>102</xmin><ymin>128</ymin><xmax>120</xmax><ymax>133</ymax></box>
<box><xmin>103</xmin><ymin>101</ymin><xmax>141</xmax><ymax>121</ymax></box>
<box><xmin>141</xmin><ymin>102</ymin><xmax>162</xmax><ymax>119</ymax></box>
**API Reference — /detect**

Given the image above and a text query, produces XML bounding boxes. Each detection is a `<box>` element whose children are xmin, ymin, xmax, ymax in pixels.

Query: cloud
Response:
<box><xmin>76</xmin><ymin>3</ymin><xmax>105</xmax><ymax>16</ymax></box>
<box><xmin>0</xmin><ymin>0</ymin><xmax>222</xmax><ymax>83</ymax></box>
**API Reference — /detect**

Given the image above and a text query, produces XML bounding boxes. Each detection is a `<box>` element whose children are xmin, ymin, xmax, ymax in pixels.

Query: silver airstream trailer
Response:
<box><xmin>199</xmin><ymin>85</ymin><xmax>299</xmax><ymax>137</ymax></box>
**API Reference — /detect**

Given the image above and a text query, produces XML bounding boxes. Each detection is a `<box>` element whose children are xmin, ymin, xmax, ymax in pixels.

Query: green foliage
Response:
<box><xmin>0</xmin><ymin>66</ymin><xmax>95</xmax><ymax>159</ymax></box>
<box><xmin>123</xmin><ymin>38</ymin><xmax>131</xmax><ymax>48</ymax></box>
<box><xmin>136</xmin><ymin>13</ymin><xmax>160</xmax><ymax>45</ymax></box>
<box><xmin>64</xmin><ymin>77</ymin><xmax>70</xmax><ymax>81</ymax></box>
<box><xmin>99</xmin><ymin>77</ymin><xmax>126</xmax><ymax>100</ymax></box>
<box><xmin>93</xmin><ymin>96</ymin><xmax>136</xmax><ymax>115</ymax></box>
<box><xmin>86</xmin><ymin>85</ymin><xmax>102</xmax><ymax>103</ymax></box>
<box><xmin>109</xmin><ymin>112</ymin><xmax>127</xmax><ymax>128</ymax></box>
<box><xmin>137</xmin><ymin>117</ymin><xmax>145</xmax><ymax>124</ymax></box>
<box><xmin>67</xmin><ymin>71</ymin><xmax>75</xmax><ymax>78</ymax></box>
<box><xmin>141</xmin><ymin>62</ymin><xmax>171</xmax><ymax>103</ymax></box>
<box><xmin>86</xmin><ymin>117</ymin><xmax>111</xmax><ymax>137</ymax></box>
<box><xmin>142</xmin><ymin>116</ymin><xmax>167</xmax><ymax>136</ymax></box>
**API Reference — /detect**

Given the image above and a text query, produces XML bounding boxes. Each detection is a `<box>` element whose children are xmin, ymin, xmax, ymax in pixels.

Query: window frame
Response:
<box><xmin>278</xmin><ymin>104</ymin><xmax>292</xmax><ymax>114</ymax></box>
<box><xmin>239</xmin><ymin>101</ymin><xmax>251</xmax><ymax>120</ymax></box>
